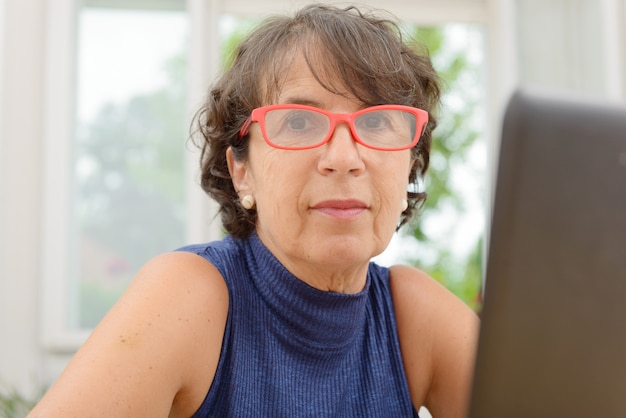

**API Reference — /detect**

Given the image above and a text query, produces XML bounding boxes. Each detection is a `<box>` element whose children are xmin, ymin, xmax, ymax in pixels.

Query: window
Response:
<box><xmin>42</xmin><ymin>0</ymin><xmax>190</xmax><ymax>346</ymax></box>
<box><xmin>72</xmin><ymin>6</ymin><xmax>189</xmax><ymax>328</ymax></box>
<box><xmin>41</xmin><ymin>0</ymin><xmax>491</xmax><ymax>351</ymax></box>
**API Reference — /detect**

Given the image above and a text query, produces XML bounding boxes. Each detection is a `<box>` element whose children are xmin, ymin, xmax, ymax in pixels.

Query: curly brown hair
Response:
<box><xmin>192</xmin><ymin>4</ymin><xmax>441</xmax><ymax>239</ymax></box>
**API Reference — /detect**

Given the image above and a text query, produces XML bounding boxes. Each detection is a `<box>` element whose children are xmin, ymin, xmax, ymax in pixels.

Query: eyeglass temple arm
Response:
<box><xmin>238</xmin><ymin>116</ymin><xmax>253</xmax><ymax>139</ymax></box>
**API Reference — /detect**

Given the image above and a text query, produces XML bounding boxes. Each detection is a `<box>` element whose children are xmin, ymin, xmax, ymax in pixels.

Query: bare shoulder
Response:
<box><xmin>389</xmin><ymin>264</ymin><xmax>479</xmax><ymax>417</ymax></box>
<box><xmin>29</xmin><ymin>251</ymin><xmax>228</xmax><ymax>418</ymax></box>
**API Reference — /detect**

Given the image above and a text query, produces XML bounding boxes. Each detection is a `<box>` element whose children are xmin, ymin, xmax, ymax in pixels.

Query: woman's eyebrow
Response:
<box><xmin>279</xmin><ymin>96</ymin><xmax>324</xmax><ymax>108</ymax></box>
<box><xmin>278</xmin><ymin>96</ymin><xmax>369</xmax><ymax>111</ymax></box>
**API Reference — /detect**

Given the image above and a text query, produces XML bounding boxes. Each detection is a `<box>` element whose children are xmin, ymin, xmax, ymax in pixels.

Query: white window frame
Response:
<box><xmin>41</xmin><ymin>0</ymin><xmax>82</xmax><ymax>352</ymax></box>
<box><xmin>0</xmin><ymin>0</ymin><xmax>4</xmax><ymax>168</ymax></box>
<box><xmin>603</xmin><ymin>0</ymin><xmax>626</xmax><ymax>99</ymax></box>
<box><xmin>40</xmin><ymin>0</ymin><xmax>215</xmax><ymax>353</ymax></box>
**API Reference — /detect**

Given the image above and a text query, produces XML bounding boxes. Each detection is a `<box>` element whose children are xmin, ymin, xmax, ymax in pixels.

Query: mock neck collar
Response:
<box><xmin>242</xmin><ymin>232</ymin><xmax>370</xmax><ymax>351</ymax></box>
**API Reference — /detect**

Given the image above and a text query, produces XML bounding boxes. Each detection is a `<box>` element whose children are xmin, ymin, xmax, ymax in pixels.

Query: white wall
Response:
<box><xmin>515</xmin><ymin>0</ymin><xmax>626</xmax><ymax>98</ymax></box>
<box><xmin>0</xmin><ymin>0</ymin><xmax>47</xmax><ymax>397</ymax></box>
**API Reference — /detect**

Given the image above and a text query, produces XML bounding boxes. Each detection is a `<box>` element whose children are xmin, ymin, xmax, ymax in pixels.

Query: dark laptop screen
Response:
<box><xmin>469</xmin><ymin>89</ymin><xmax>626</xmax><ymax>418</ymax></box>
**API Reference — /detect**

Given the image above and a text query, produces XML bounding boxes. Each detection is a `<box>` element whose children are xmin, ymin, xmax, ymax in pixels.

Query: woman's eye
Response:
<box><xmin>360</xmin><ymin>114</ymin><xmax>389</xmax><ymax>130</ymax></box>
<box><xmin>287</xmin><ymin>116</ymin><xmax>308</xmax><ymax>130</ymax></box>
<box><xmin>364</xmin><ymin>116</ymin><xmax>383</xmax><ymax>128</ymax></box>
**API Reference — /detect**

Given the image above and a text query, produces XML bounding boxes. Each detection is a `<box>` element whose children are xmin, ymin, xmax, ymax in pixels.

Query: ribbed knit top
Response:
<box><xmin>178</xmin><ymin>233</ymin><xmax>419</xmax><ymax>417</ymax></box>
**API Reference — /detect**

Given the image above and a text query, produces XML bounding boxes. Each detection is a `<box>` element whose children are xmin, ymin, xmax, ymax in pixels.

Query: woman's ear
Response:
<box><xmin>226</xmin><ymin>147</ymin><xmax>250</xmax><ymax>197</ymax></box>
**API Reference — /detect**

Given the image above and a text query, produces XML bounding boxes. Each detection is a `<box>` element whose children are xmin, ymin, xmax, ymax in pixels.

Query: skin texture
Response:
<box><xmin>390</xmin><ymin>264</ymin><xmax>479</xmax><ymax>416</ymax></box>
<box><xmin>29</xmin><ymin>56</ymin><xmax>478</xmax><ymax>418</ymax></box>
<box><xmin>29</xmin><ymin>252</ymin><xmax>228</xmax><ymax>418</ymax></box>
<box><xmin>227</xmin><ymin>55</ymin><xmax>412</xmax><ymax>294</ymax></box>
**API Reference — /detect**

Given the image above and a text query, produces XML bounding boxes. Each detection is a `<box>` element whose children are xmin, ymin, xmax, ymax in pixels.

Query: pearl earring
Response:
<box><xmin>241</xmin><ymin>195</ymin><xmax>256</xmax><ymax>210</ymax></box>
<box><xmin>401</xmin><ymin>199</ymin><xmax>408</xmax><ymax>212</ymax></box>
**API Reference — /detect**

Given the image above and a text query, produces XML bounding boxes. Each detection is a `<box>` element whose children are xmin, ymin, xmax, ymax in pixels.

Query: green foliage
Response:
<box><xmin>220</xmin><ymin>16</ymin><xmax>258</xmax><ymax>69</ymax></box>
<box><xmin>404</xmin><ymin>26</ymin><xmax>485</xmax><ymax>309</ymax></box>
<box><xmin>0</xmin><ymin>384</ymin><xmax>42</xmax><ymax>418</ymax></box>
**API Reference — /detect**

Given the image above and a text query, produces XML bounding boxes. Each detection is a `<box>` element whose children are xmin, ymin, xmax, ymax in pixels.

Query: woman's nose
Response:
<box><xmin>317</xmin><ymin>123</ymin><xmax>366</xmax><ymax>175</ymax></box>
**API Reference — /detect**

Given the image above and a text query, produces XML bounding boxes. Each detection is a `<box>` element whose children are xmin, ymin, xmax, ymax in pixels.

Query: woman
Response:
<box><xmin>29</xmin><ymin>4</ymin><xmax>478</xmax><ymax>417</ymax></box>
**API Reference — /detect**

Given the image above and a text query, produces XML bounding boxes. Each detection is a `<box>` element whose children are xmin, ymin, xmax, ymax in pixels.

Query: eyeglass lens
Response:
<box><xmin>263</xmin><ymin>108</ymin><xmax>417</xmax><ymax>149</ymax></box>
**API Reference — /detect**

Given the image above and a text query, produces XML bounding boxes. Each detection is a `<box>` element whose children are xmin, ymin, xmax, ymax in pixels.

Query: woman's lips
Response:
<box><xmin>310</xmin><ymin>199</ymin><xmax>368</xmax><ymax>219</ymax></box>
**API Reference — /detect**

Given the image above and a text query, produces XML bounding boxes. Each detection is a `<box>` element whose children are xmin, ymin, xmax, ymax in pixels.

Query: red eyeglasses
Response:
<box><xmin>238</xmin><ymin>104</ymin><xmax>428</xmax><ymax>151</ymax></box>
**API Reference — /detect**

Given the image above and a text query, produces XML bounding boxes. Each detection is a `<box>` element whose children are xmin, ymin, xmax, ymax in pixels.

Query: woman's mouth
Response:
<box><xmin>310</xmin><ymin>199</ymin><xmax>368</xmax><ymax>219</ymax></box>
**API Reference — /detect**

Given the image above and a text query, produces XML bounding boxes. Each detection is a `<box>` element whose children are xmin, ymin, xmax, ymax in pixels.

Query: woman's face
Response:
<box><xmin>228</xmin><ymin>55</ymin><xmax>414</xmax><ymax>286</ymax></box>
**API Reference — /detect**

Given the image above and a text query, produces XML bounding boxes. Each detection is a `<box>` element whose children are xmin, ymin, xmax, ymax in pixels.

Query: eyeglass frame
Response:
<box><xmin>237</xmin><ymin>103</ymin><xmax>429</xmax><ymax>151</ymax></box>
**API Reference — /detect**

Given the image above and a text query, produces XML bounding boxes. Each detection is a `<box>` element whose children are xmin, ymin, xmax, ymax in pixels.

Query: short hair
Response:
<box><xmin>192</xmin><ymin>4</ymin><xmax>441</xmax><ymax>239</ymax></box>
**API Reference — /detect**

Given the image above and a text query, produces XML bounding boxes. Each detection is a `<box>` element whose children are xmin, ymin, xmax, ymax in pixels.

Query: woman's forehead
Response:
<box><xmin>259</xmin><ymin>48</ymin><xmax>353</xmax><ymax>105</ymax></box>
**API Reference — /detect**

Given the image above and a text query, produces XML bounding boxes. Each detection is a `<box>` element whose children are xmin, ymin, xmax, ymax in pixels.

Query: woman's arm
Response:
<box><xmin>28</xmin><ymin>252</ymin><xmax>228</xmax><ymax>418</ymax></box>
<box><xmin>390</xmin><ymin>264</ymin><xmax>479</xmax><ymax>418</ymax></box>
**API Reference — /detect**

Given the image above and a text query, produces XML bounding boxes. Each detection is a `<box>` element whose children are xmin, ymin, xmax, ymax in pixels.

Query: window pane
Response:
<box><xmin>72</xmin><ymin>6</ymin><xmax>188</xmax><ymax>328</ymax></box>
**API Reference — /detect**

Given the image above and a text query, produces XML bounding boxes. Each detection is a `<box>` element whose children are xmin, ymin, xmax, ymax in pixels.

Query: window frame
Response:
<box><xmin>40</xmin><ymin>0</ymin><xmax>508</xmax><ymax>353</ymax></box>
<box><xmin>40</xmin><ymin>0</ymin><xmax>202</xmax><ymax>352</ymax></box>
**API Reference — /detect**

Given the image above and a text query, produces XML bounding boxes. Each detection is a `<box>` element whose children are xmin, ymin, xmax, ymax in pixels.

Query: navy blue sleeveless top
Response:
<box><xmin>178</xmin><ymin>233</ymin><xmax>419</xmax><ymax>417</ymax></box>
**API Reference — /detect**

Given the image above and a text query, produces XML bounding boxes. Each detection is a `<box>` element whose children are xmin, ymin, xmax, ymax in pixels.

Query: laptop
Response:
<box><xmin>468</xmin><ymin>88</ymin><xmax>626</xmax><ymax>417</ymax></box>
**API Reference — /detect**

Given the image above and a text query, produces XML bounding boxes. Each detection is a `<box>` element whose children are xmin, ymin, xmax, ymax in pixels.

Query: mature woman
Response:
<box><xmin>29</xmin><ymin>4</ymin><xmax>478</xmax><ymax>417</ymax></box>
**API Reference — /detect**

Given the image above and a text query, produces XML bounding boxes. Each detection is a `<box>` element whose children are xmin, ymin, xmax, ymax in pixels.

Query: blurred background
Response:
<box><xmin>1</xmin><ymin>0</ymin><xmax>625</xmax><ymax>414</ymax></box>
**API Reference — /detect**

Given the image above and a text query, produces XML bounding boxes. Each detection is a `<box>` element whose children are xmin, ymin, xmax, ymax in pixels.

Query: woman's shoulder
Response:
<box><xmin>388</xmin><ymin>264</ymin><xmax>479</xmax><ymax>416</ymax></box>
<box><xmin>29</xmin><ymin>251</ymin><xmax>229</xmax><ymax>417</ymax></box>
<box><xmin>176</xmin><ymin>236</ymin><xmax>247</xmax><ymax>278</ymax></box>
<box><xmin>136</xmin><ymin>251</ymin><xmax>230</xmax><ymax>415</ymax></box>
<box><xmin>131</xmin><ymin>250</ymin><xmax>230</xmax><ymax>322</ymax></box>
<box><xmin>388</xmin><ymin>264</ymin><xmax>462</xmax><ymax>311</ymax></box>
<box><xmin>388</xmin><ymin>263</ymin><xmax>478</xmax><ymax>319</ymax></box>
